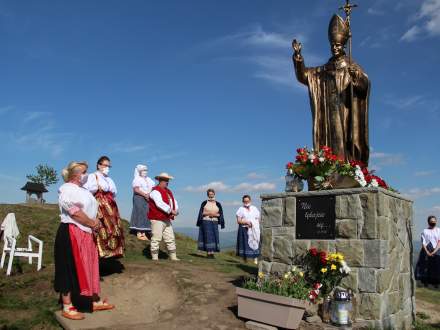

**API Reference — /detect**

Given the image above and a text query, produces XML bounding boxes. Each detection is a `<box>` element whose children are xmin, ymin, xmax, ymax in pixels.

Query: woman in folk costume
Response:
<box><xmin>415</xmin><ymin>216</ymin><xmax>440</xmax><ymax>288</ymax></box>
<box><xmin>83</xmin><ymin>156</ymin><xmax>124</xmax><ymax>258</ymax></box>
<box><xmin>236</xmin><ymin>195</ymin><xmax>261</xmax><ymax>264</ymax></box>
<box><xmin>196</xmin><ymin>189</ymin><xmax>225</xmax><ymax>258</ymax></box>
<box><xmin>54</xmin><ymin>161</ymin><xmax>114</xmax><ymax>320</ymax></box>
<box><xmin>129</xmin><ymin>164</ymin><xmax>155</xmax><ymax>240</ymax></box>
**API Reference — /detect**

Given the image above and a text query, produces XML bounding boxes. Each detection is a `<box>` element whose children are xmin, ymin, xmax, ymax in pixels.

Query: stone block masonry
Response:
<box><xmin>259</xmin><ymin>188</ymin><xmax>415</xmax><ymax>330</ymax></box>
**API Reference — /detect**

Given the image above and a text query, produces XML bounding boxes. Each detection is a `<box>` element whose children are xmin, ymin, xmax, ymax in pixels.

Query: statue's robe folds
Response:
<box><xmin>294</xmin><ymin>56</ymin><xmax>370</xmax><ymax>165</ymax></box>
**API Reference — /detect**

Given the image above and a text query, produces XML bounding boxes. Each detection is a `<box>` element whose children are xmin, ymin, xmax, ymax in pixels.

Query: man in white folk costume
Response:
<box><xmin>148</xmin><ymin>172</ymin><xmax>180</xmax><ymax>261</ymax></box>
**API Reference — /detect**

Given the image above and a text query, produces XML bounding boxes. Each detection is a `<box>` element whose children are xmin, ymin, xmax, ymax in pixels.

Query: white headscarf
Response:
<box><xmin>134</xmin><ymin>164</ymin><xmax>148</xmax><ymax>179</ymax></box>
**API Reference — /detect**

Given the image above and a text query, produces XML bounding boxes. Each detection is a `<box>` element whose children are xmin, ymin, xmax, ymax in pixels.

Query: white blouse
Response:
<box><xmin>132</xmin><ymin>176</ymin><xmax>155</xmax><ymax>194</ymax></box>
<box><xmin>83</xmin><ymin>171</ymin><xmax>117</xmax><ymax>196</ymax></box>
<box><xmin>421</xmin><ymin>227</ymin><xmax>440</xmax><ymax>248</ymax></box>
<box><xmin>236</xmin><ymin>205</ymin><xmax>260</xmax><ymax>223</ymax></box>
<box><xmin>58</xmin><ymin>182</ymin><xmax>98</xmax><ymax>233</ymax></box>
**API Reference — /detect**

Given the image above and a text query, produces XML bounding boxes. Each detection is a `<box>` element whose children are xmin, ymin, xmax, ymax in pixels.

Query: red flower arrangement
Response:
<box><xmin>286</xmin><ymin>146</ymin><xmax>394</xmax><ymax>191</ymax></box>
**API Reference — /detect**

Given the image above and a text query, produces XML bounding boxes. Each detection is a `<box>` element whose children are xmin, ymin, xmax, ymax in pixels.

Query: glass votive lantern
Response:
<box><xmin>330</xmin><ymin>289</ymin><xmax>352</xmax><ymax>326</ymax></box>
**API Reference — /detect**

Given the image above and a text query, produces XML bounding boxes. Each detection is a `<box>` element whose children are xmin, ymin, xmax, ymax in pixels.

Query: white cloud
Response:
<box><xmin>401</xmin><ymin>0</ymin><xmax>440</xmax><ymax>42</ymax></box>
<box><xmin>200</xmin><ymin>23</ymin><xmax>321</xmax><ymax>89</ymax></box>
<box><xmin>384</xmin><ymin>95</ymin><xmax>425</xmax><ymax>110</ymax></box>
<box><xmin>184</xmin><ymin>181</ymin><xmax>276</xmax><ymax>193</ymax></box>
<box><xmin>401</xmin><ymin>26</ymin><xmax>422</xmax><ymax>42</ymax></box>
<box><xmin>367</xmin><ymin>8</ymin><xmax>385</xmax><ymax>16</ymax></box>
<box><xmin>184</xmin><ymin>181</ymin><xmax>230</xmax><ymax>193</ymax></box>
<box><xmin>404</xmin><ymin>187</ymin><xmax>440</xmax><ymax>199</ymax></box>
<box><xmin>208</xmin><ymin>24</ymin><xmax>300</xmax><ymax>50</ymax></box>
<box><xmin>22</xmin><ymin>111</ymin><xmax>51</xmax><ymax>122</ymax></box>
<box><xmin>370</xmin><ymin>152</ymin><xmax>405</xmax><ymax>166</ymax></box>
<box><xmin>247</xmin><ymin>172</ymin><xmax>266</xmax><ymax>180</ymax></box>
<box><xmin>0</xmin><ymin>173</ymin><xmax>21</xmax><ymax>182</ymax></box>
<box><xmin>7</xmin><ymin>112</ymin><xmax>71</xmax><ymax>157</ymax></box>
<box><xmin>147</xmin><ymin>151</ymin><xmax>187</xmax><ymax>164</ymax></box>
<box><xmin>222</xmin><ymin>201</ymin><xmax>243</xmax><ymax>207</ymax></box>
<box><xmin>233</xmin><ymin>182</ymin><xmax>276</xmax><ymax>192</ymax></box>
<box><xmin>0</xmin><ymin>105</ymin><xmax>14</xmax><ymax>115</ymax></box>
<box><xmin>415</xmin><ymin>170</ymin><xmax>437</xmax><ymax>177</ymax></box>
<box><xmin>251</xmin><ymin>55</ymin><xmax>293</xmax><ymax>87</ymax></box>
<box><xmin>110</xmin><ymin>142</ymin><xmax>147</xmax><ymax>153</ymax></box>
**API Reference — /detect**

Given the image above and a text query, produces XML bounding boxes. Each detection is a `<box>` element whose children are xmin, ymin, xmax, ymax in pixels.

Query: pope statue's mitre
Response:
<box><xmin>328</xmin><ymin>14</ymin><xmax>349</xmax><ymax>45</ymax></box>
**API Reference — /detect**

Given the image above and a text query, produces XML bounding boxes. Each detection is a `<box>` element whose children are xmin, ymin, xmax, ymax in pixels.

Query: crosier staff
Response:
<box><xmin>339</xmin><ymin>0</ymin><xmax>358</xmax><ymax>158</ymax></box>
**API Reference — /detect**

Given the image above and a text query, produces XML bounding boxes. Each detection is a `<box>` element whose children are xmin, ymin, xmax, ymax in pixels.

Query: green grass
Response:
<box><xmin>0</xmin><ymin>204</ymin><xmax>255</xmax><ymax>329</ymax></box>
<box><xmin>415</xmin><ymin>320</ymin><xmax>440</xmax><ymax>330</ymax></box>
<box><xmin>416</xmin><ymin>286</ymin><xmax>440</xmax><ymax>305</ymax></box>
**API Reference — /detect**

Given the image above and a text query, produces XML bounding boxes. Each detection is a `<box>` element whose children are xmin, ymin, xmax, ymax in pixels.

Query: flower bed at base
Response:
<box><xmin>286</xmin><ymin>146</ymin><xmax>395</xmax><ymax>191</ymax></box>
<box><xmin>240</xmin><ymin>248</ymin><xmax>351</xmax><ymax>304</ymax></box>
<box><xmin>237</xmin><ymin>248</ymin><xmax>352</xmax><ymax>329</ymax></box>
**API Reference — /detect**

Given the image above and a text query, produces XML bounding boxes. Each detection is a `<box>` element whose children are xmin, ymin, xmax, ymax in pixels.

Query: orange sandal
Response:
<box><xmin>62</xmin><ymin>306</ymin><xmax>85</xmax><ymax>320</ymax></box>
<box><xmin>93</xmin><ymin>299</ymin><xmax>115</xmax><ymax>312</ymax></box>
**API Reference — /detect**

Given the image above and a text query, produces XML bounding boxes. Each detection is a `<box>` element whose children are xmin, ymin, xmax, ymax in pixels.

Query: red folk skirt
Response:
<box><xmin>54</xmin><ymin>223</ymin><xmax>100</xmax><ymax>312</ymax></box>
<box><xmin>94</xmin><ymin>190</ymin><xmax>125</xmax><ymax>258</ymax></box>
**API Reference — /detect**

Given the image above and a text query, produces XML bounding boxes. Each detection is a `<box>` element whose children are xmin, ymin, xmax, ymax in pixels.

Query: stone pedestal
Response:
<box><xmin>259</xmin><ymin>188</ymin><xmax>416</xmax><ymax>330</ymax></box>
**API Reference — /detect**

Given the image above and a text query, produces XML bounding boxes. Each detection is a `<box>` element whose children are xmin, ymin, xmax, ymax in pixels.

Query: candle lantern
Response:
<box><xmin>330</xmin><ymin>289</ymin><xmax>352</xmax><ymax>326</ymax></box>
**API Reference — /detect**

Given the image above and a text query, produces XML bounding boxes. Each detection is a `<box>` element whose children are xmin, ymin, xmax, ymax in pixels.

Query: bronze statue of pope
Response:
<box><xmin>292</xmin><ymin>14</ymin><xmax>370</xmax><ymax>165</ymax></box>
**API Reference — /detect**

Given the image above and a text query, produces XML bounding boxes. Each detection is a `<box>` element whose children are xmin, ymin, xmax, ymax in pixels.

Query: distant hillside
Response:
<box><xmin>0</xmin><ymin>203</ymin><xmax>201</xmax><ymax>264</ymax></box>
<box><xmin>174</xmin><ymin>227</ymin><xmax>237</xmax><ymax>249</ymax></box>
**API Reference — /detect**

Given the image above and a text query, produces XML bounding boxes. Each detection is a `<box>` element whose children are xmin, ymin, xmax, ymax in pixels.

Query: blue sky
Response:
<box><xmin>0</xmin><ymin>0</ymin><xmax>439</xmax><ymax>235</ymax></box>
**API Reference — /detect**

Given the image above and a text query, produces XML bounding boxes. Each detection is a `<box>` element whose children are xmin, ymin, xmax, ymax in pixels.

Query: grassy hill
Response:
<box><xmin>1</xmin><ymin>204</ymin><xmax>440</xmax><ymax>330</ymax></box>
<box><xmin>0</xmin><ymin>204</ymin><xmax>256</xmax><ymax>329</ymax></box>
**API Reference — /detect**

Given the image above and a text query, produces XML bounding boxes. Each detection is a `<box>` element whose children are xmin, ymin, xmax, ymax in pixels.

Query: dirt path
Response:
<box><xmin>56</xmin><ymin>261</ymin><xmax>248</xmax><ymax>330</ymax></box>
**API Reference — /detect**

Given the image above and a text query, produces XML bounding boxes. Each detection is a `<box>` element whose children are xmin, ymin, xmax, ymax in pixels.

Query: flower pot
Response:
<box><xmin>329</xmin><ymin>173</ymin><xmax>361</xmax><ymax>189</ymax></box>
<box><xmin>236</xmin><ymin>287</ymin><xmax>310</xmax><ymax>329</ymax></box>
<box><xmin>307</xmin><ymin>178</ymin><xmax>320</xmax><ymax>191</ymax></box>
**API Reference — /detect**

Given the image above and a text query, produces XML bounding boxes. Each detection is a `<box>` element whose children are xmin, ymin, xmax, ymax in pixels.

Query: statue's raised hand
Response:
<box><xmin>292</xmin><ymin>39</ymin><xmax>302</xmax><ymax>55</ymax></box>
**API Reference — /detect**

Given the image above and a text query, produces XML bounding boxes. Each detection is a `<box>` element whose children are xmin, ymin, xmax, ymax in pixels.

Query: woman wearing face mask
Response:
<box><xmin>83</xmin><ymin>156</ymin><xmax>124</xmax><ymax>259</ymax></box>
<box><xmin>54</xmin><ymin>161</ymin><xmax>115</xmax><ymax>320</ymax></box>
<box><xmin>235</xmin><ymin>195</ymin><xmax>261</xmax><ymax>264</ymax></box>
<box><xmin>129</xmin><ymin>164</ymin><xmax>155</xmax><ymax>240</ymax></box>
<box><xmin>196</xmin><ymin>189</ymin><xmax>225</xmax><ymax>258</ymax></box>
<box><xmin>415</xmin><ymin>216</ymin><xmax>440</xmax><ymax>288</ymax></box>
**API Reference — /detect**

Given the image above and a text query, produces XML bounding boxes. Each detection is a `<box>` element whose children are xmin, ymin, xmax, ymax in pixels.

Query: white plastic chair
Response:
<box><xmin>0</xmin><ymin>213</ymin><xmax>43</xmax><ymax>276</ymax></box>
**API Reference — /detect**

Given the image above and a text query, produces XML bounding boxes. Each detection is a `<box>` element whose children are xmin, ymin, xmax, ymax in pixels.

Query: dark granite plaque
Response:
<box><xmin>296</xmin><ymin>196</ymin><xmax>336</xmax><ymax>239</ymax></box>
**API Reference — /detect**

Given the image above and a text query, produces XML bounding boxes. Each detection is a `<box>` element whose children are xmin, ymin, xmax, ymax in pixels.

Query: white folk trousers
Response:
<box><xmin>150</xmin><ymin>220</ymin><xmax>176</xmax><ymax>254</ymax></box>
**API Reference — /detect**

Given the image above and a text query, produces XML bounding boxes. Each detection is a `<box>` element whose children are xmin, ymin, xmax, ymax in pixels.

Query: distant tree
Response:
<box><xmin>26</xmin><ymin>164</ymin><xmax>59</xmax><ymax>188</ymax></box>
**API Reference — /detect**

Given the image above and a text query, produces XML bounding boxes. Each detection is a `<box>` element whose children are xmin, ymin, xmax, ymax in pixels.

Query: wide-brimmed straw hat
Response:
<box><xmin>155</xmin><ymin>172</ymin><xmax>174</xmax><ymax>181</ymax></box>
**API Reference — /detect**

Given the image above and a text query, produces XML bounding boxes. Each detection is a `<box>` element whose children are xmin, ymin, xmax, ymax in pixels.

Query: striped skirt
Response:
<box><xmin>197</xmin><ymin>220</ymin><xmax>220</xmax><ymax>252</ymax></box>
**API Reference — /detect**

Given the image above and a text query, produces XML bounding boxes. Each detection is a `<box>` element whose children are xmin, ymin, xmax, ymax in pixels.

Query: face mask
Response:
<box><xmin>244</xmin><ymin>203</ymin><xmax>251</xmax><ymax>208</ymax></box>
<box><xmin>208</xmin><ymin>196</ymin><xmax>215</xmax><ymax>201</ymax></box>
<box><xmin>429</xmin><ymin>222</ymin><xmax>437</xmax><ymax>227</ymax></box>
<box><xmin>101</xmin><ymin>167</ymin><xmax>110</xmax><ymax>175</ymax></box>
<box><xmin>80</xmin><ymin>174</ymin><xmax>88</xmax><ymax>185</ymax></box>
<box><xmin>140</xmin><ymin>171</ymin><xmax>147</xmax><ymax>178</ymax></box>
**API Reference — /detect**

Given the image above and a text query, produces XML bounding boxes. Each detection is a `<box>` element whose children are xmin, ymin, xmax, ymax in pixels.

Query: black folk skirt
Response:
<box><xmin>415</xmin><ymin>243</ymin><xmax>440</xmax><ymax>285</ymax></box>
<box><xmin>53</xmin><ymin>223</ymin><xmax>93</xmax><ymax>312</ymax></box>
